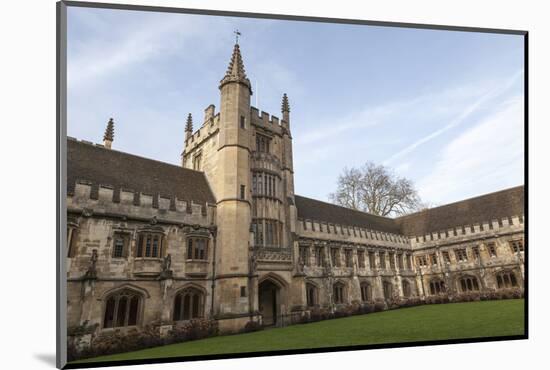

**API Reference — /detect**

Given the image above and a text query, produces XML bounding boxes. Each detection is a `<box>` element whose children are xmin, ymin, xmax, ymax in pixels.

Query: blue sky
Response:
<box><xmin>67</xmin><ymin>7</ymin><xmax>525</xmax><ymax>207</ymax></box>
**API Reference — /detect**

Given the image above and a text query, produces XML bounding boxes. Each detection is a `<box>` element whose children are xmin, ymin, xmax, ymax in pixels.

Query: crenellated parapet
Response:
<box><xmin>184</xmin><ymin>107</ymin><xmax>221</xmax><ymax>154</ymax></box>
<box><xmin>250</xmin><ymin>106</ymin><xmax>286</xmax><ymax>136</ymax></box>
<box><xmin>68</xmin><ymin>181</ymin><xmax>216</xmax><ymax>225</ymax></box>
<box><xmin>409</xmin><ymin>214</ymin><xmax>524</xmax><ymax>250</ymax></box>
<box><xmin>297</xmin><ymin>217</ymin><xmax>409</xmax><ymax>248</ymax></box>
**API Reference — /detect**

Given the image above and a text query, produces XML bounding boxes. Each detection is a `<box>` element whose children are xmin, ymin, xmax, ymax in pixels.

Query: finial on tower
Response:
<box><xmin>185</xmin><ymin>113</ymin><xmax>193</xmax><ymax>132</ymax></box>
<box><xmin>281</xmin><ymin>93</ymin><xmax>290</xmax><ymax>113</ymax></box>
<box><xmin>185</xmin><ymin>113</ymin><xmax>193</xmax><ymax>141</ymax></box>
<box><xmin>219</xmin><ymin>36</ymin><xmax>252</xmax><ymax>93</ymax></box>
<box><xmin>103</xmin><ymin>117</ymin><xmax>114</xmax><ymax>149</ymax></box>
<box><xmin>234</xmin><ymin>29</ymin><xmax>241</xmax><ymax>44</ymax></box>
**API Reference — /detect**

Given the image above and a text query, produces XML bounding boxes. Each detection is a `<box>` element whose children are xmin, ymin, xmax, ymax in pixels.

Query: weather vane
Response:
<box><xmin>234</xmin><ymin>29</ymin><xmax>241</xmax><ymax>44</ymax></box>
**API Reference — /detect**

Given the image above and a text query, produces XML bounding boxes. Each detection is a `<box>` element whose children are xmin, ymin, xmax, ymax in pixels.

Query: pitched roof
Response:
<box><xmin>294</xmin><ymin>195</ymin><xmax>401</xmax><ymax>234</ymax></box>
<box><xmin>295</xmin><ymin>186</ymin><xmax>525</xmax><ymax>237</ymax></box>
<box><xmin>395</xmin><ymin>186</ymin><xmax>525</xmax><ymax>236</ymax></box>
<box><xmin>67</xmin><ymin>139</ymin><xmax>216</xmax><ymax>205</ymax></box>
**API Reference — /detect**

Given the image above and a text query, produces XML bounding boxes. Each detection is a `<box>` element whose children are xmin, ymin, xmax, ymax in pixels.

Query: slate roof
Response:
<box><xmin>294</xmin><ymin>195</ymin><xmax>401</xmax><ymax>234</ymax></box>
<box><xmin>395</xmin><ymin>186</ymin><xmax>525</xmax><ymax>236</ymax></box>
<box><xmin>295</xmin><ymin>186</ymin><xmax>524</xmax><ymax>237</ymax></box>
<box><xmin>67</xmin><ymin>139</ymin><xmax>216</xmax><ymax>205</ymax></box>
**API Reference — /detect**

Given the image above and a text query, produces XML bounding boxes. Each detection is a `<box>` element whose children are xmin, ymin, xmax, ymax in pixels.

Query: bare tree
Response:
<box><xmin>329</xmin><ymin>162</ymin><xmax>425</xmax><ymax>217</ymax></box>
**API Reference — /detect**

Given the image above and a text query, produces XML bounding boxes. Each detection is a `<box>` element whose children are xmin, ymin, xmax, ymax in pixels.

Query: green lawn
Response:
<box><xmin>75</xmin><ymin>299</ymin><xmax>524</xmax><ymax>364</ymax></box>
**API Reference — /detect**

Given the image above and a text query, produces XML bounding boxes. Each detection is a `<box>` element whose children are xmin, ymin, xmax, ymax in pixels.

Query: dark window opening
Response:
<box><xmin>103</xmin><ymin>290</ymin><xmax>141</xmax><ymax>329</ymax></box>
<box><xmin>173</xmin><ymin>288</ymin><xmax>204</xmax><ymax>321</ymax></box>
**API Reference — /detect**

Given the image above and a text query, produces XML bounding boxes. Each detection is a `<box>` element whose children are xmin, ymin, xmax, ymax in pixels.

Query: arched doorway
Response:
<box><xmin>258</xmin><ymin>279</ymin><xmax>279</xmax><ymax>326</ymax></box>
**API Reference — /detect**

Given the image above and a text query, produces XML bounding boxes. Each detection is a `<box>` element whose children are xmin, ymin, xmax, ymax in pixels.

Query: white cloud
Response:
<box><xmin>383</xmin><ymin>69</ymin><xmax>524</xmax><ymax>165</ymax></box>
<box><xmin>67</xmin><ymin>13</ymin><xmax>230</xmax><ymax>90</ymax></box>
<box><xmin>417</xmin><ymin>97</ymin><xmax>524</xmax><ymax>204</ymax></box>
<box><xmin>292</xmin><ymin>76</ymin><xmax>499</xmax><ymax>148</ymax></box>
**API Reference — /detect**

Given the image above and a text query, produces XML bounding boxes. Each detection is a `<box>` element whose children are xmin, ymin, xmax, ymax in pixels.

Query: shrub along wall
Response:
<box><xmin>67</xmin><ymin>288</ymin><xmax>524</xmax><ymax>362</ymax></box>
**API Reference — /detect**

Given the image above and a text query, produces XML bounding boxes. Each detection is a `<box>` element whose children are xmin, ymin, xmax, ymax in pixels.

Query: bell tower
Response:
<box><xmin>213</xmin><ymin>40</ymin><xmax>256</xmax><ymax>329</ymax></box>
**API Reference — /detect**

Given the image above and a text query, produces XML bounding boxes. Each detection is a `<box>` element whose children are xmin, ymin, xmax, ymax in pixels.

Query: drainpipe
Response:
<box><xmin>210</xmin><ymin>229</ymin><xmax>217</xmax><ymax>318</ymax></box>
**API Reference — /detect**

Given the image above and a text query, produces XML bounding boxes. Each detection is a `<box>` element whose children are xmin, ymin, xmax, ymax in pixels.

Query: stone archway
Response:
<box><xmin>258</xmin><ymin>279</ymin><xmax>279</xmax><ymax>326</ymax></box>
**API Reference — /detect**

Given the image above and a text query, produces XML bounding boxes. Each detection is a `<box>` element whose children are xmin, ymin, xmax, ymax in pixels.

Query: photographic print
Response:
<box><xmin>58</xmin><ymin>2</ymin><xmax>526</xmax><ymax>368</ymax></box>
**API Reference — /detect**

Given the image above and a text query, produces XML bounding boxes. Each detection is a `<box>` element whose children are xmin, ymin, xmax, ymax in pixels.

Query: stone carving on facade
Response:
<box><xmin>83</xmin><ymin>249</ymin><xmax>98</xmax><ymax>279</ymax></box>
<box><xmin>81</xmin><ymin>208</ymin><xmax>93</xmax><ymax>217</ymax></box>
<box><xmin>158</xmin><ymin>253</ymin><xmax>173</xmax><ymax>280</ymax></box>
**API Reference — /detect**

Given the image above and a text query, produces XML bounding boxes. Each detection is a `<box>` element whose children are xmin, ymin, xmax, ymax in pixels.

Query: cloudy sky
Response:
<box><xmin>67</xmin><ymin>7</ymin><xmax>525</xmax><ymax>207</ymax></box>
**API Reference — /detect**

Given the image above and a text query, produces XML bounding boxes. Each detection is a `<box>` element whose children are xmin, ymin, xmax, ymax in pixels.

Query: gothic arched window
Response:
<box><xmin>459</xmin><ymin>276</ymin><xmax>480</xmax><ymax>292</ymax></box>
<box><xmin>173</xmin><ymin>288</ymin><xmax>204</xmax><ymax>321</ymax></box>
<box><xmin>383</xmin><ymin>281</ymin><xmax>393</xmax><ymax>300</ymax></box>
<box><xmin>360</xmin><ymin>282</ymin><xmax>372</xmax><ymax>302</ymax></box>
<box><xmin>103</xmin><ymin>289</ymin><xmax>142</xmax><ymax>329</ymax></box>
<box><xmin>402</xmin><ymin>280</ymin><xmax>412</xmax><ymax>297</ymax></box>
<box><xmin>333</xmin><ymin>282</ymin><xmax>345</xmax><ymax>304</ymax></box>
<box><xmin>496</xmin><ymin>271</ymin><xmax>519</xmax><ymax>289</ymax></box>
<box><xmin>306</xmin><ymin>283</ymin><xmax>318</xmax><ymax>307</ymax></box>
<box><xmin>429</xmin><ymin>280</ymin><xmax>446</xmax><ymax>295</ymax></box>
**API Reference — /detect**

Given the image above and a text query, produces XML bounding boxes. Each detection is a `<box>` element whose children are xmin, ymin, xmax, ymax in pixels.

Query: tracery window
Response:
<box><xmin>442</xmin><ymin>251</ymin><xmax>451</xmax><ymax>264</ymax></box>
<box><xmin>192</xmin><ymin>153</ymin><xmax>202</xmax><ymax>171</ymax></box>
<box><xmin>487</xmin><ymin>242</ymin><xmax>497</xmax><ymax>257</ymax></box>
<box><xmin>417</xmin><ymin>255</ymin><xmax>428</xmax><ymax>267</ymax></box>
<box><xmin>330</xmin><ymin>248</ymin><xmax>340</xmax><ymax>267</ymax></box>
<box><xmin>344</xmin><ymin>249</ymin><xmax>353</xmax><ymax>268</ymax></box>
<box><xmin>360</xmin><ymin>282</ymin><xmax>372</xmax><ymax>302</ymax></box>
<box><xmin>315</xmin><ymin>247</ymin><xmax>324</xmax><ymax>267</ymax></box>
<box><xmin>402</xmin><ymin>280</ymin><xmax>412</xmax><ymax>297</ymax></box>
<box><xmin>306</xmin><ymin>283</ymin><xmax>318</xmax><ymax>307</ymax></box>
<box><xmin>368</xmin><ymin>251</ymin><xmax>376</xmax><ymax>269</ymax></box>
<box><xmin>397</xmin><ymin>253</ymin><xmax>404</xmax><ymax>269</ymax></box>
<box><xmin>252</xmin><ymin>219</ymin><xmax>281</xmax><ymax>247</ymax></box>
<box><xmin>459</xmin><ymin>276</ymin><xmax>480</xmax><ymax>292</ymax></box>
<box><xmin>252</xmin><ymin>172</ymin><xmax>278</xmax><ymax>197</ymax></box>
<box><xmin>496</xmin><ymin>271</ymin><xmax>518</xmax><ymax>289</ymax></box>
<box><xmin>383</xmin><ymin>281</ymin><xmax>393</xmax><ymax>300</ymax></box>
<box><xmin>173</xmin><ymin>287</ymin><xmax>204</xmax><ymax>321</ymax></box>
<box><xmin>103</xmin><ymin>290</ymin><xmax>141</xmax><ymax>328</ymax></box>
<box><xmin>256</xmin><ymin>134</ymin><xmax>271</xmax><ymax>153</ymax></box>
<box><xmin>389</xmin><ymin>252</ymin><xmax>396</xmax><ymax>270</ymax></box>
<box><xmin>187</xmin><ymin>237</ymin><xmax>208</xmax><ymax>260</ymax></box>
<box><xmin>454</xmin><ymin>248</ymin><xmax>468</xmax><ymax>262</ymax></box>
<box><xmin>333</xmin><ymin>282</ymin><xmax>345</xmax><ymax>304</ymax></box>
<box><xmin>379</xmin><ymin>252</ymin><xmax>386</xmax><ymax>269</ymax></box>
<box><xmin>509</xmin><ymin>240</ymin><xmax>524</xmax><ymax>253</ymax></box>
<box><xmin>299</xmin><ymin>246</ymin><xmax>309</xmax><ymax>266</ymax></box>
<box><xmin>357</xmin><ymin>250</ymin><xmax>366</xmax><ymax>268</ymax></box>
<box><xmin>429</xmin><ymin>280</ymin><xmax>446</xmax><ymax>295</ymax></box>
<box><xmin>472</xmin><ymin>246</ymin><xmax>480</xmax><ymax>259</ymax></box>
<box><xmin>136</xmin><ymin>232</ymin><xmax>164</xmax><ymax>258</ymax></box>
<box><xmin>67</xmin><ymin>226</ymin><xmax>78</xmax><ymax>258</ymax></box>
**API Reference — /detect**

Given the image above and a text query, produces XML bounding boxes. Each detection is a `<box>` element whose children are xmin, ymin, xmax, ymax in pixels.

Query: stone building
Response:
<box><xmin>66</xmin><ymin>42</ymin><xmax>525</xmax><ymax>337</ymax></box>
